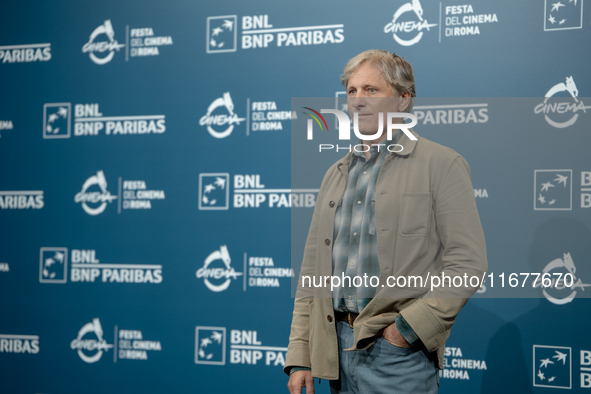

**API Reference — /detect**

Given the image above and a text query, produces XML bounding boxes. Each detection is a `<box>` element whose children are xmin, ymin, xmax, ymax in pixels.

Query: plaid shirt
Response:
<box><xmin>332</xmin><ymin>132</ymin><xmax>401</xmax><ymax>314</ymax></box>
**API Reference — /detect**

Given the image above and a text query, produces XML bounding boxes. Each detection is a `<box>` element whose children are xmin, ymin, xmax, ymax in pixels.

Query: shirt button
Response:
<box><xmin>353</xmin><ymin>232</ymin><xmax>357</xmax><ymax>236</ymax></box>
<box><xmin>363</xmin><ymin>171</ymin><xmax>367</xmax><ymax>175</ymax></box>
<box><xmin>329</xmin><ymin>201</ymin><xmax>335</xmax><ymax>208</ymax></box>
<box><xmin>325</xmin><ymin>239</ymin><xmax>331</xmax><ymax>246</ymax></box>
<box><xmin>327</xmin><ymin>315</ymin><xmax>333</xmax><ymax>323</ymax></box>
<box><xmin>357</xmin><ymin>201</ymin><xmax>361</xmax><ymax>204</ymax></box>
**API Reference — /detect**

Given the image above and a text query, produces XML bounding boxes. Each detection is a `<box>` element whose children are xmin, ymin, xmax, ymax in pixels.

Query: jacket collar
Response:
<box><xmin>395</xmin><ymin>128</ymin><xmax>419</xmax><ymax>157</ymax></box>
<box><xmin>336</xmin><ymin>152</ymin><xmax>352</xmax><ymax>174</ymax></box>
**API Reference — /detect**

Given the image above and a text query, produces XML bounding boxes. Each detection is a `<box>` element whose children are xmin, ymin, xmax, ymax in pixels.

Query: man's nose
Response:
<box><xmin>349</xmin><ymin>94</ymin><xmax>367</xmax><ymax>108</ymax></box>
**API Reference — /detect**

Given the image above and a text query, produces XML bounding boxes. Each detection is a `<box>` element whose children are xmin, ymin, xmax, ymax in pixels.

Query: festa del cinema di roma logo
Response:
<box><xmin>196</xmin><ymin>245</ymin><xmax>242</xmax><ymax>292</ymax></box>
<box><xmin>384</xmin><ymin>0</ymin><xmax>437</xmax><ymax>46</ymax></box>
<box><xmin>81</xmin><ymin>20</ymin><xmax>172</xmax><ymax>64</ymax></box>
<box><xmin>74</xmin><ymin>170</ymin><xmax>117</xmax><ymax>215</ymax></box>
<box><xmin>70</xmin><ymin>318</ymin><xmax>113</xmax><ymax>363</ymax></box>
<box><xmin>535</xmin><ymin>252</ymin><xmax>591</xmax><ymax>305</ymax></box>
<box><xmin>70</xmin><ymin>318</ymin><xmax>161</xmax><ymax>363</ymax></box>
<box><xmin>82</xmin><ymin>20</ymin><xmax>125</xmax><ymax>65</ymax></box>
<box><xmin>199</xmin><ymin>92</ymin><xmax>245</xmax><ymax>138</ymax></box>
<box><xmin>534</xmin><ymin>76</ymin><xmax>590</xmax><ymax>128</ymax></box>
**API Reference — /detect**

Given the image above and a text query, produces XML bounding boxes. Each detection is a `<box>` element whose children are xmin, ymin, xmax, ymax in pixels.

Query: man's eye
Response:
<box><xmin>368</xmin><ymin>88</ymin><xmax>377</xmax><ymax>93</ymax></box>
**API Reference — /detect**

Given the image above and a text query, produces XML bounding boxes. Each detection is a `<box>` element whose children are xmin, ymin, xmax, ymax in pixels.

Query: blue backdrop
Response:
<box><xmin>1</xmin><ymin>0</ymin><xmax>590</xmax><ymax>392</ymax></box>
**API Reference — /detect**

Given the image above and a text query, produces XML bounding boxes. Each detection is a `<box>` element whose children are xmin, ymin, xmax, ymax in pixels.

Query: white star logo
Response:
<box><xmin>551</xmin><ymin>1</ymin><xmax>565</xmax><ymax>12</ymax></box>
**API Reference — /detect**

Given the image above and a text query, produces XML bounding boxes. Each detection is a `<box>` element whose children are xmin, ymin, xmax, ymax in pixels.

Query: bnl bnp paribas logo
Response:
<box><xmin>43</xmin><ymin>102</ymin><xmax>166</xmax><ymax>139</ymax></box>
<box><xmin>534</xmin><ymin>345</ymin><xmax>591</xmax><ymax>389</ymax></box>
<box><xmin>195</xmin><ymin>326</ymin><xmax>286</xmax><ymax>367</ymax></box>
<box><xmin>544</xmin><ymin>0</ymin><xmax>584</xmax><ymax>31</ymax></box>
<box><xmin>82</xmin><ymin>20</ymin><xmax>173</xmax><ymax>64</ymax></box>
<box><xmin>39</xmin><ymin>248</ymin><xmax>163</xmax><ymax>284</ymax></box>
<box><xmin>206</xmin><ymin>14</ymin><xmax>344</xmax><ymax>53</ymax></box>
<box><xmin>335</xmin><ymin>91</ymin><xmax>490</xmax><ymax>127</ymax></box>
<box><xmin>534</xmin><ymin>169</ymin><xmax>591</xmax><ymax>209</ymax></box>
<box><xmin>0</xmin><ymin>42</ymin><xmax>51</xmax><ymax>64</ymax></box>
<box><xmin>533</xmin><ymin>345</ymin><xmax>572</xmax><ymax>388</ymax></box>
<box><xmin>199</xmin><ymin>173</ymin><xmax>317</xmax><ymax>209</ymax></box>
<box><xmin>0</xmin><ymin>117</ymin><xmax>14</xmax><ymax>137</ymax></box>
<box><xmin>534</xmin><ymin>76</ymin><xmax>590</xmax><ymax>128</ymax></box>
<box><xmin>384</xmin><ymin>0</ymin><xmax>437</xmax><ymax>46</ymax></box>
<box><xmin>0</xmin><ymin>333</ymin><xmax>39</xmax><ymax>354</ymax></box>
<box><xmin>0</xmin><ymin>189</ymin><xmax>44</xmax><ymax>210</ymax></box>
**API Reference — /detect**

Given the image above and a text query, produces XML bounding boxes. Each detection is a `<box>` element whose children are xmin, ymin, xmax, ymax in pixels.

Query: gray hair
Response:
<box><xmin>341</xmin><ymin>49</ymin><xmax>416</xmax><ymax>113</ymax></box>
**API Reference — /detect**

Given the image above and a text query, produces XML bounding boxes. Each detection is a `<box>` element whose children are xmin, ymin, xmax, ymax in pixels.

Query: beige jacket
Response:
<box><xmin>284</xmin><ymin>130</ymin><xmax>487</xmax><ymax>379</ymax></box>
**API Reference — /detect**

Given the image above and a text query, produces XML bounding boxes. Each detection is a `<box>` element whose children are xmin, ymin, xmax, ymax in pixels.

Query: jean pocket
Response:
<box><xmin>380</xmin><ymin>336</ymin><xmax>413</xmax><ymax>354</ymax></box>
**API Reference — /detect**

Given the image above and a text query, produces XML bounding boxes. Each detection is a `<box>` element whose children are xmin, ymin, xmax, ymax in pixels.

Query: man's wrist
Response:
<box><xmin>395</xmin><ymin>315</ymin><xmax>420</xmax><ymax>345</ymax></box>
<box><xmin>289</xmin><ymin>366</ymin><xmax>311</xmax><ymax>375</ymax></box>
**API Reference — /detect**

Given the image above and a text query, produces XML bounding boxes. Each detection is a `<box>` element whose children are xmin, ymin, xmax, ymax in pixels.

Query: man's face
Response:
<box><xmin>346</xmin><ymin>63</ymin><xmax>409</xmax><ymax>137</ymax></box>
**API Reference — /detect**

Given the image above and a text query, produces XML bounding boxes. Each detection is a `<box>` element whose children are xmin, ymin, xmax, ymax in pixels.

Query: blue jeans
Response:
<box><xmin>330</xmin><ymin>321</ymin><xmax>439</xmax><ymax>394</ymax></box>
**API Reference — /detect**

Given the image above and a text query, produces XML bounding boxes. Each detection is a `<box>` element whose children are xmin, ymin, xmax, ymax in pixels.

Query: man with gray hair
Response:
<box><xmin>285</xmin><ymin>49</ymin><xmax>487</xmax><ymax>393</ymax></box>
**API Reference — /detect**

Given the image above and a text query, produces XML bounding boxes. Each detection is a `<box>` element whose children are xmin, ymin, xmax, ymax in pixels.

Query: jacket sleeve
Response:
<box><xmin>400</xmin><ymin>156</ymin><xmax>488</xmax><ymax>353</ymax></box>
<box><xmin>283</xmin><ymin>180</ymin><xmax>324</xmax><ymax>375</ymax></box>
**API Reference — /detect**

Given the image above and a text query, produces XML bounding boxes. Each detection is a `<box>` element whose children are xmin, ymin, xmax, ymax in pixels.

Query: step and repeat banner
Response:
<box><xmin>1</xmin><ymin>0</ymin><xmax>590</xmax><ymax>393</ymax></box>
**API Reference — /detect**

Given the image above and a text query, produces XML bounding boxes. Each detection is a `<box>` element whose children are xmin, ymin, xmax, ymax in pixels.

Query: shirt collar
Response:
<box><xmin>350</xmin><ymin>130</ymin><xmax>402</xmax><ymax>167</ymax></box>
<box><xmin>336</xmin><ymin>128</ymin><xmax>420</xmax><ymax>174</ymax></box>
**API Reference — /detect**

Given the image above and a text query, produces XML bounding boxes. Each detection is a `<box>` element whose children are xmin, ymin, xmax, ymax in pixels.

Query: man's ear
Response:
<box><xmin>398</xmin><ymin>92</ymin><xmax>411</xmax><ymax>112</ymax></box>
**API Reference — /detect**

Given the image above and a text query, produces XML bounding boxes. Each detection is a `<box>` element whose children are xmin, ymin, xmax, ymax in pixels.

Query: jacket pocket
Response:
<box><xmin>398</xmin><ymin>192</ymin><xmax>432</xmax><ymax>237</ymax></box>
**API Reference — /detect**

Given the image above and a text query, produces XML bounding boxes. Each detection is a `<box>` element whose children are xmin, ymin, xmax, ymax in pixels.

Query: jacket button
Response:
<box><xmin>325</xmin><ymin>239</ymin><xmax>330</xmax><ymax>246</ymax></box>
<box><xmin>327</xmin><ymin>315</ymin><xmax>333</xmax><ymax>322</ymax></box>
<box><xmin>329</xmin><ymin>201</ymin><xmax>335</xmax><ymax>207</ymax></box>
